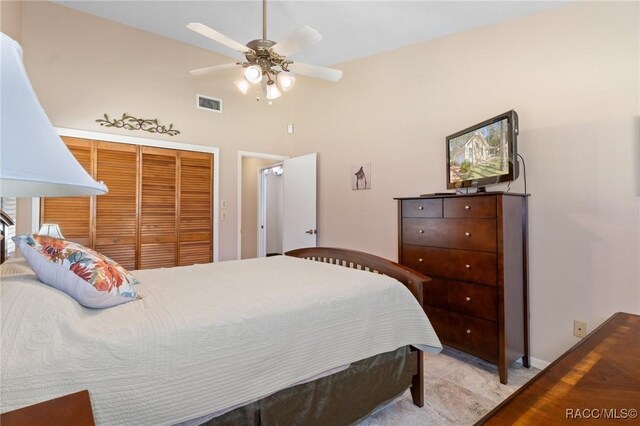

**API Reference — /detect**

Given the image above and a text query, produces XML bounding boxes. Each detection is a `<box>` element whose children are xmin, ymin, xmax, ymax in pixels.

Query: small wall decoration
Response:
<box><xmin>352</xmin><ymin>163</ymin><xmax>371</xmax><ymax>190</ymax></box>
<box><xmin>96</xmin><ymin>113</ymin><xmax>181</xmax><ymax>136</ymax></box>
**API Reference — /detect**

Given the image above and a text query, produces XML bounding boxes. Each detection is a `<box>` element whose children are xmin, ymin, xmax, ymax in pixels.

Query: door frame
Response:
<box><xmin>237</xmin><ymin>151</ymin><xmax>288</xmax><ymax>260</ymax></box>
<box><xmin>33</xmin><ymin>127</ymin><xmax>221</xmax><ymax>261</ymax></box>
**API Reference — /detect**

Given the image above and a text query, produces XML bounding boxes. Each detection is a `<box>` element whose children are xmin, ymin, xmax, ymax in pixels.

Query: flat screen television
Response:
<box><xmin>446</xmin><ymin>110</ymin><xmax>519</xmax><ymax>190</ymax></box>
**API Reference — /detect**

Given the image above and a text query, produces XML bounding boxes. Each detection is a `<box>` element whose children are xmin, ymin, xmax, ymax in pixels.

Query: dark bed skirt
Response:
<box><xmin>201</xmin><ymin>346</ymin><xmax>412</xmax><ymax>426</ymax></box>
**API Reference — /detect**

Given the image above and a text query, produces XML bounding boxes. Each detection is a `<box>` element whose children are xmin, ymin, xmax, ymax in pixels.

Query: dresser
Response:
<box><xmin>396</xmin><ymin>192</ymin><xmax>529</xmax><ymax>384</ymax></box>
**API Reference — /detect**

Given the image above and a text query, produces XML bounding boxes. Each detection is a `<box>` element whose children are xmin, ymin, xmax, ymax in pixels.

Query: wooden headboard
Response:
<box><xmin>285</xmin><ymin>247</ymin><xmax>428</xmax><ymax>307</ymax></box>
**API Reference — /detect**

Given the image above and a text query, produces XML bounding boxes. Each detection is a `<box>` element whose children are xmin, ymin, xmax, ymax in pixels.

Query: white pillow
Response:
<box><xmin>12</xmin><ymin>234</ymin><xmax>140</xmax><ymax>309</ymax></box>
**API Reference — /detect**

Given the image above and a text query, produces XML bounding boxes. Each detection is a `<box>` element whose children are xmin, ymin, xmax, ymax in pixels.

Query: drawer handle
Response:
<box><xmin>465</xmin><ymin>205</ymin><xmax>471</xmax><ymax>210</ymax></box>
<box><xmin>465</xmin><ymin>297</ymin><xmax>471</xmax><ymax>302</ymax></box>
<box><xmin>465</xmin><ymin>264</ymin><xmax>471</xmax><ymax>270</ymax></box>
<box><xmin>466</xmin><ymin>329</ymin><xmax>471</xmax><ymax>334</ymax></box>
<box><xmin>418</xmin><ymin>258</ymin><xmax>424</xmax><ymax>263</ymax></box>
<box><xmin>465</xmin><ymin>232</ymin><xmax>471</xmax><ymax>237</ymax></box>
<box><xmin>418</xmin><ymin>229</ymin><xmax>424</xmax><ymax>234</ymax></box>
<box><xmin>418</xmin><ymin>206</ymin><xmax>424</xmax><ymax>210</ymax></box>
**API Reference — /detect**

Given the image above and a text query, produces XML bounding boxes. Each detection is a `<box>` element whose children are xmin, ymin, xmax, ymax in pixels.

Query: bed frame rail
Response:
<box><xmin>285</xmin><ymin>246</ymin><xmax>430</xmax><ymax>407</ymax></box>
<box><xmin>285</xmin><ymin>246</ymin><xmax>427</xmax><ymax>306</ymax></box>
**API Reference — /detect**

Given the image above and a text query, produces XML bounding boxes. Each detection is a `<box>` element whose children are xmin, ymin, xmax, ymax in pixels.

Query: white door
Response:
<box><xmin>282</xmin><ymin>153</ymin><xmax>317</xmax><ymax>252</ymax></box>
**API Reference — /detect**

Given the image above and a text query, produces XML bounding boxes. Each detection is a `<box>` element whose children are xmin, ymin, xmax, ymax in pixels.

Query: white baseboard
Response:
<box><xmin>516</xmin><ymin>356</ymin><xmax>550</xmax><ymax>370</ymax></box>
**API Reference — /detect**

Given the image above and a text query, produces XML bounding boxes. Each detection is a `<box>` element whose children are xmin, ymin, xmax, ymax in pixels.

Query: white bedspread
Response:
<box><xmin>1</xmin><ymin>256</ymin><xmax>441</xmax><ymax>425</ymax></box>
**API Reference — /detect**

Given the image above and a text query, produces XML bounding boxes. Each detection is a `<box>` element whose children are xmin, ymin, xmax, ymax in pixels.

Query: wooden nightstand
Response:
<box><xmin>0</xmin><ymin>390</ymin><xmax>95</xmax><ymax>426</ymax></box>
<box><xmin>477</xmin><ymin>312</ymin><xmax>640</xmax><ymax>425</ymax></box>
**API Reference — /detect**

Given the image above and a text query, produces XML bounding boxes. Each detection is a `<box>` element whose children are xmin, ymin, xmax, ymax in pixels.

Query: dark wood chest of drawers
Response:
<box><xmin>396</xmin><ymin>192</ymin><xmax>529</xmax><ymax>383</ymax></box>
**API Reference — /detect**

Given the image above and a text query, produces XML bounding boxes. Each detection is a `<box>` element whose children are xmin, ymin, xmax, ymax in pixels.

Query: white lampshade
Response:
<box><xmin>234</xmin><ymin>78</ymin><xmax>251</xmax><ymax>95</ymax></box>
<box><xmin>266</xmin><ymin>81</ymin><xmax>281</xmax><ymax>100</ymax></box>
<box><xmin>37</xmin><ymin>223</ymin><xmax>64</xmax><ymax>239</ymax></box>
<box><xmin>276</xmin><ymin>72</ymin><xmax>295</xmax><ymax>91</ymax></box>
<box><xmin>0</xmin><ymin>33</ymin><xmax>108</xmax><ymax>197</ymax></box>
<box><xmin>244</xmin><ymin>65</ymin><xmax>263</xmax><ymax>84</ymax></box>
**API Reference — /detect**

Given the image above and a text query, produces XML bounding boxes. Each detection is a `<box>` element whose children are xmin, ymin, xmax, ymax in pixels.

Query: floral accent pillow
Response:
<box><xmin>12</xmin><ymin>234</ymin><xmax>140</xmax><ymax>308</ymax></box>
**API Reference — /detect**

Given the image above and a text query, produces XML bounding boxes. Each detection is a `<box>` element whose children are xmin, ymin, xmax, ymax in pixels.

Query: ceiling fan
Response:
<box><xmin>187</xmin><ymin>0</ymin><xmax>343</xmax><ymax>101</ymax></box>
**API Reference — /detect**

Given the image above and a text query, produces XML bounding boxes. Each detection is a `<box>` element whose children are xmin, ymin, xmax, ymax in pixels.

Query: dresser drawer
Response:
<box><xmin>403</xmin><ymin>245</ymin><xmax>497</xmax><ymax>286</ymax></box>
<box><xmin>402</xmin><ymin>218</ymin><xmax>496</xmax><ymax>252</ymax></box>
<box><xmin>447</xmin><ymin>280</ymin><xmax>497</xmax><ymax>321</ymax></box>
<box><xmin>444</xmin><ymin>196</ymin><xmax>496</xmax><ymax>218</ymax></box>
<box><xmin>425</xmin><ymin>306</ymin><xmax>498</xmax><ymax>363</ymax></box>
<box><xmin>425</xmin><ymin>278</ymin><xmax>497</xmax><ymax>321</ymax></box>
<box><xmin>402</xmin><ymin>199</ymin><xmax>442</xmax><ymax>218</ymax></box>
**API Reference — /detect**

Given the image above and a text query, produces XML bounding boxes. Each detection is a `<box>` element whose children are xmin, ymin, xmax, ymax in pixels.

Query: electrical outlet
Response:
<box><xmin>220</xmin><ymin>210</ymin><xmax>227</xmax><ymax>221</ymax></box>
<box><xmin>574</xmin><ymin>320</ymin><xmax>588</xmax><ymax>338</ymax></box>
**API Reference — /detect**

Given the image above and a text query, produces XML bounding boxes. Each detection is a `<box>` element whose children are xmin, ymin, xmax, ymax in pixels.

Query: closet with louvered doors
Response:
<box><xmin>41</xmin><ymin>136</ymin><xmax>214</xmax><ymax>270</ymax></box>
<box><xmin>40</xmin><ymin>137</ymin><xmax>94</xmax><ymax>247</ymax></box>
<box><xmin>178</xmin><ymin>151</ymin><xmax>213</xmax><ymax>266</ymax></box>
<box><xmin>94</xmin><ymin>142</ymin><xmax>138</xmax><ymax>270</ymax></box>
<box><xmin>139</xmin><ymin>147</ymin><xmax>178</xmax><ymax>269</ymax></box>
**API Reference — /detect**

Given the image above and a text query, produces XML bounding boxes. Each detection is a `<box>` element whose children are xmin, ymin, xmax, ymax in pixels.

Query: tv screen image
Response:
<box><xmin>446</xmin><ymin>110</ymin><xmax>518</xmax><ymax>190</ymax></box>
<box><xmin>448</xmin><ymin>118</ymin><xmax>509</xmax><ymax>184</ymax></box>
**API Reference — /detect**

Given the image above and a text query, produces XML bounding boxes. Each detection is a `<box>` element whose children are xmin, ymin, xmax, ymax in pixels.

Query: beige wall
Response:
<box><xmin>290</xmin><ymin>1</ymin><xmax>640</xmax><ymax>363</ymax></box>
<box><xmin>241</xmin><ymin>157</ymin><xmax>278</xmax><ymax>259</ymax></box>
<box><xmin>18</xmin><ymin>1</ymin><xmax>293</xmax><ymax>260</ymax></box>
<box><xmin>1</xmin><ymin>0</ymin><xmax>22</xmax><ymax>41</ymax></box>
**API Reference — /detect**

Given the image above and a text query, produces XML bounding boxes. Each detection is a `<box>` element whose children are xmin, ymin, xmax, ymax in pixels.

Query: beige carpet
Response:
<box><xmin>358</xmin><ymin>347</ymin><xmax>539</xmax><ymax>425</ymax></box>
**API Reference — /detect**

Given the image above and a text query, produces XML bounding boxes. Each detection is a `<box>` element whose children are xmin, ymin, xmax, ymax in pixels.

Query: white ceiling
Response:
<box><xmin>54</xmin><ymin>1</ymin><xmax>569</xmax><ymax>67</ymax></box>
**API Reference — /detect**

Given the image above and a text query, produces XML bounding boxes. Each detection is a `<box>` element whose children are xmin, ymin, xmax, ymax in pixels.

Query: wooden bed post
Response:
<box><xmin>285</xmin><ymin>247</ymin><xmax>430</xmax><ymax>408</ymax></box>
<box><xmin>410</xmin><ymin>349</ymin><xmax>424</xmax><ymax>407</ymax></box>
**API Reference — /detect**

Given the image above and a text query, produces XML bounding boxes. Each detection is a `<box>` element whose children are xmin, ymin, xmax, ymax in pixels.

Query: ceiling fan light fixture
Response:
<box><xmin>187</xmin><ymin>0</ymin><xmax>344</xmax><ymax>103</ymax></box>
<box><xmin>234</xmin><ymin>78</ymin><xmax>251</xmax><ymax>94</ymax></box>
<box><xmin>266</xmin><ymin>81</ymin><xmax>281</xmax><ymax>100</ymax></box>
<box><xmin>244</xmin><ymin>65</ymin><xmax>263</xmax><ymax>84</ymax></box>
<box><xmin>276</xmin><ymin>72</ymin><xmax>295</xmax><ymax>91</ymax></box>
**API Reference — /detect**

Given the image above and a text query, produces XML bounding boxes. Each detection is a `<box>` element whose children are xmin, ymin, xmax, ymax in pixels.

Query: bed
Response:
<box><xmin>1</xmin><ymin>247</ymin><xmax>442</xmax><ymax>425</ymax></box>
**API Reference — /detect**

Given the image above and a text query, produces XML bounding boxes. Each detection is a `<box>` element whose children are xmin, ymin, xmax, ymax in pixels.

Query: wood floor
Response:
<box><xmin>358</xmin><ymin>347</ymin><xmax>539</xmax><ymax>425</ymax></box>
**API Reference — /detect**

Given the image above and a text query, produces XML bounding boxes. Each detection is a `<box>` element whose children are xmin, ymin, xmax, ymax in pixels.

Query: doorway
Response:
<box><xmin>238</xmin><ymin>151</ymin><xmax>287</xmax><ymax>260</ymax></box>
<box><xmin>258</xmin><ymin>153</ymin><xmax>317</xmax><ymax>257</ymax></box>
<box><xmin>238</xmin><ymin>151</ymin><xmax>318</xmax><ymax>260</ymax></box>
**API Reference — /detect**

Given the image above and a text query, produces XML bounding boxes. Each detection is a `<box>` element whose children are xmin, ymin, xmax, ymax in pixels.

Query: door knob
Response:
<box><xmin>305</xmin><ymin>229</ymin><xmax>317</xmax><ymax>235</ymax></box>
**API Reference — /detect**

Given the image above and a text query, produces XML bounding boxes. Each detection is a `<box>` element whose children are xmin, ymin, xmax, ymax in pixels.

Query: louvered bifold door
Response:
<box><xmin>178</xmin><ymin>151</ymin><xmax>213</xmax><ymax>266</ymax></box>
<box><xmin>94</xmin><ymin>142</ymin><xmax>138</xmax><ymax>270</ymax></box>
<box><xmin>139</xmin><ymin>147</ymin><xmax>178</xmax><ymax>269</ymax></box>
<box><xmin>41</xmin><ymin>137</ymin><xmax>94</xmax><ymax>247</ymax></box>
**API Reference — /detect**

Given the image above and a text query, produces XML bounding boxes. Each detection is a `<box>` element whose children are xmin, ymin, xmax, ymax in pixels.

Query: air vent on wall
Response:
<box><xmin>197</xmin><ymin>94</ymin><xmax>222</xmax><ymax>113</ymax></box>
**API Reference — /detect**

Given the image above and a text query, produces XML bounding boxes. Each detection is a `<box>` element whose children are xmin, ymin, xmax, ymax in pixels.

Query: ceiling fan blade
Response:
<box><xmin>272</xmin><ymin>26</ymin><xmax>322</xmax><ymax>57</ymax></box>
<box><xmin>187</xmin><ymin>23</ymin><xmax>253</xmax><ymax>54</ymax></box>
<box><xmin>288</xmin><ymin>62</ymin><xmax>343</xmax><ymax>82</ymax></box>
<box><xmin>190</xmin><ymin>63</ymin><xmax>241</xmax><ymax>76</ymax></box>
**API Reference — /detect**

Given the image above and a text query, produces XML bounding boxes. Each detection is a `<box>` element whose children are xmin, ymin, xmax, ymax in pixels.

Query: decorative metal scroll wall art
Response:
<box><xmin>96</xmin><ymin>113</ymin><xmax>181</xmax><ymax>136</ymax></box>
